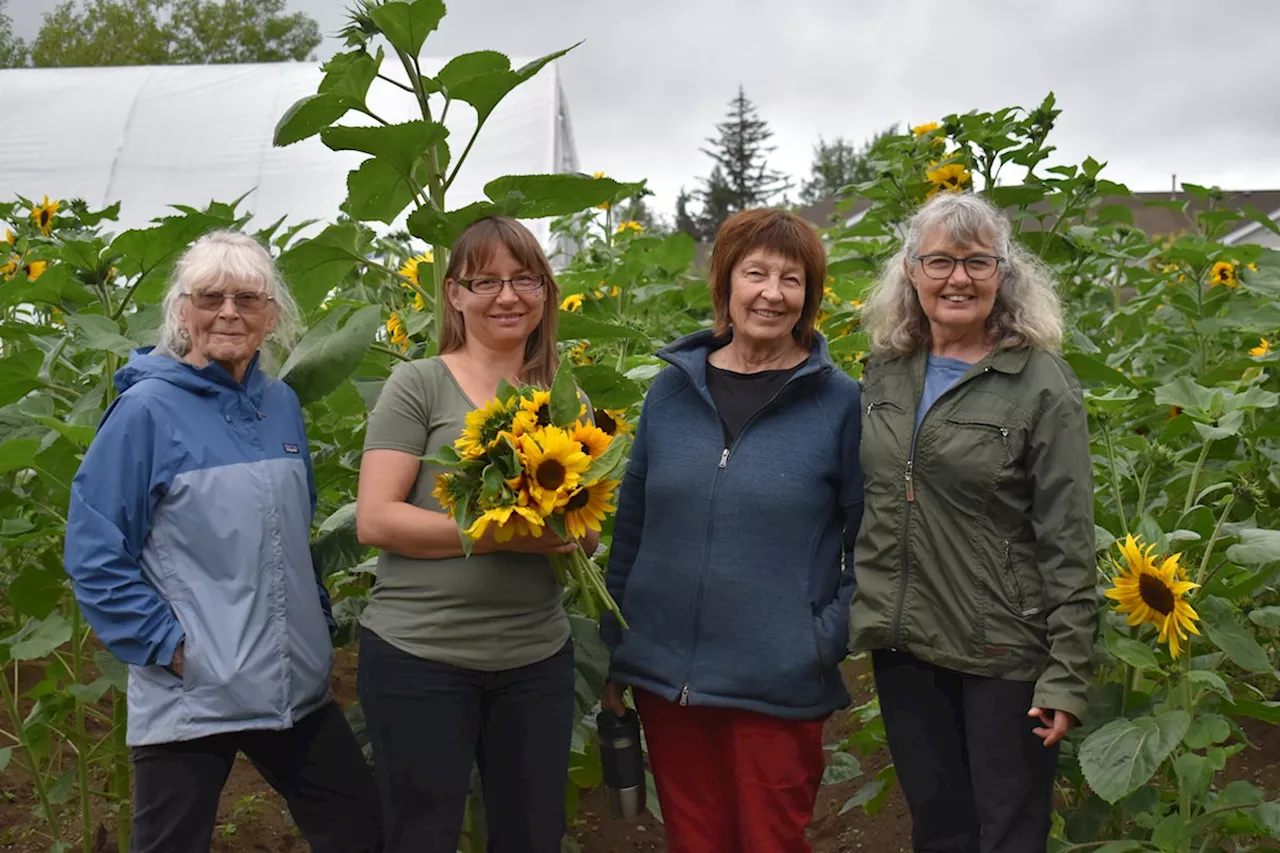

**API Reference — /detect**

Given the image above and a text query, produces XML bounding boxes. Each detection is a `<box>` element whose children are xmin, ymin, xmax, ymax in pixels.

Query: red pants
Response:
<box><xmin>633</xmin><ymin>688</ymin><xmax>827</xmax><ymax>853</ymax></box>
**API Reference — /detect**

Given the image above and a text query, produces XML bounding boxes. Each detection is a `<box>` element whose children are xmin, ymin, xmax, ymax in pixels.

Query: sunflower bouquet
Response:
<box><xmin>427</xmin><ymin>364</ymin><xmax>630</xmax><ymax>627</ymax></box>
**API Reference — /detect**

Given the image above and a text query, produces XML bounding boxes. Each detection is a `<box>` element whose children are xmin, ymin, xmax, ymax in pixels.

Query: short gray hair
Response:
<box><xmin>158</xmin><ymin>230</ymin><xmax>301</xmax><ymax>371</ymax></box>
<box><xmin>862</xmin><ymin>192</ymin><xmax>1063</xmax><ymax>357</ymax></box>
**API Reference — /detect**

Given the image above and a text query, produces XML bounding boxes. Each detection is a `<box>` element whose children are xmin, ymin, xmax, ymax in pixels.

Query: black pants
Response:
<box><xmin>130</xmin><ymin>701</ymin><xmax>383</xmax><ymax>853</ymax></box>
<box><xmin>357</xmin><ymin>628</ymin><xmax>575</xmax><ymax>853</ymax></box>
<box><xmin>872</xmin><ymin>650</ymin><xmax>1060</xmax><ymax>853</ymax></box>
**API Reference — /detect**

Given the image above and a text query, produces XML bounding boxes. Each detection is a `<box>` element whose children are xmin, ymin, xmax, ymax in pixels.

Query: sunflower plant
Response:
<box><xmin>426</xmin><ymin>362</ymin><xmax>630</xmax><ymax>627</ymax></box>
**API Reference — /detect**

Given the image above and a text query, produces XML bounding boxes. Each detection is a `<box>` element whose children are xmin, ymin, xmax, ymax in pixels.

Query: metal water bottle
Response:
<box><xmin>596</xmin><ymin>707</ymin><xmax>646</xmax><ymax>819</ymax></box>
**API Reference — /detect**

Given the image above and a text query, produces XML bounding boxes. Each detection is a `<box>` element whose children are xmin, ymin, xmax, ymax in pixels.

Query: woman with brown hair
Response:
<box><xmin>600</xmin><ymin>209</ymin><xmax>864</xmax><ymax>852</ymax></box>
<box><xmin>354</xmin><ymin>217</ymin><xmax>594</xmax><ymax>852</ymax></box>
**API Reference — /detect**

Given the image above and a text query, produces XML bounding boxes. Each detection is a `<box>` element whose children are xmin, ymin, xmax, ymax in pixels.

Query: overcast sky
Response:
<box><xmin>11</xmin><ymin>0</ymin><xmax>1280</xmax><ymax>220</ymax></box>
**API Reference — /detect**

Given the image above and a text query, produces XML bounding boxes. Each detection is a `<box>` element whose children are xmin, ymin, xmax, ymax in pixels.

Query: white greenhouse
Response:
<box><xmin>0</xmin><ymin>58</ymin><xmax>580</xmax><ymax>246</ymax></box>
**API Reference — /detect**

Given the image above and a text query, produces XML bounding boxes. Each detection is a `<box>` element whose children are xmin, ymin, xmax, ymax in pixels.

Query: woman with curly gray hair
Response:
<box><xmin>850</xmin><ymin>192</ymin><xmax>1097</xmax><ymax>853</ymax></box>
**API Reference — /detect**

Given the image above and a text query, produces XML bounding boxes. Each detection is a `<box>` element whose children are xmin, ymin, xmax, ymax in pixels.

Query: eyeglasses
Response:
<box><xmin>185</xmin><ymin>290</ymin><xmax>274</xmax><ymax>313</ymax></box>
<box><xmin>912</xmin><ymin>254</ymin><xmax>1004</xmax><ymax>281</ymax></box>
<box><xmin>456</xmin><ymin>274</ymin><xmax>545</xmax><ymax>296</ymax></box>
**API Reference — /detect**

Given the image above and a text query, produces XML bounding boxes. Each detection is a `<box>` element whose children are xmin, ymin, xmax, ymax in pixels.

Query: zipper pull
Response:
<box><xmin>867</xmin><ymin>402</ymin><xmax>875</xmax><ymax>416</ymax></box>
<box><xmin>905</xmin><ymin>460</ymin><xmax>915</xmax><ymax>502</ymax></box>
<box><xmin>679</xmin><ymin>684</ymin><xmax>690</xmax><ymax>706</ymax></box>
<box><xmin>999</xmin><ymin>427</ymin><xmax>1008</xmax><ymax>445</ymax></box>
<box><xmin>719</xmin><ymin>448</ymin><xmax>730</xmax><ymax>468</ymax></box>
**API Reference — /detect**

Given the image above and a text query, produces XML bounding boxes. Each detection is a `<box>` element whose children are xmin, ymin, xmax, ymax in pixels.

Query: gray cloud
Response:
<box><xmin>11</xmin><ymin>0</ymin><xmax>1280</xmax><ymax>216</ymax></box>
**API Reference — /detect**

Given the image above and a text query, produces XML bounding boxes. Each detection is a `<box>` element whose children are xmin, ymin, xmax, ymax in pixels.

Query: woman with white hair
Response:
<box><xmin>850</xmin><ymin>192</ymin><xmax>1097</xmax><ymax>853</ymax></box>
<box><xmin>63</xmin><ymin>230</ymin><xmax>383</xmax><ymax>853</ymax></box>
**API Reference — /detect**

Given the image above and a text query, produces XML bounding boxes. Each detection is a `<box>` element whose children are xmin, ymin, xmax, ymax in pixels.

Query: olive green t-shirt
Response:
<box><xmin>358</xmin><ymin>357</ymin><xmax>570</xmax><ymax>672</ymax></box>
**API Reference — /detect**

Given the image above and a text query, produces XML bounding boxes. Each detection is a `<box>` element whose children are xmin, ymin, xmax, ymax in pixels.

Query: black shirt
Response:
<box><xmin>706</xmin><ymin>362</ymin><xmax>801</xmax><ymax>445</ymax></box>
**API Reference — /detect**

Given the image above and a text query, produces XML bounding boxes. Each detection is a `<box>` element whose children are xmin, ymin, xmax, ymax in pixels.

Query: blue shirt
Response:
<box><xmin>915</xmin><ymin>354</ymin><xmax>973</xmax><ymax>433</ymax></box>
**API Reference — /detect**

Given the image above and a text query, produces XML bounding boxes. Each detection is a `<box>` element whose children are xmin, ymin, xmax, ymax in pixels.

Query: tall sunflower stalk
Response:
<box><xmin>426</xmin><ymin>364</ymin><xmax>630</xmax><ymax>628</ymax></box>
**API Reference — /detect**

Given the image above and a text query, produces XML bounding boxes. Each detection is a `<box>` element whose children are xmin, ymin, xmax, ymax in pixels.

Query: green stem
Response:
<box><xmin>1101</xmin><ymin>420</ymin><xmax>1130</xmax><ymax>536</ymax></box>
<box><xmin>112</xmin><ymin>689</ymin><xmax>130</xmax><ymax>852</ymax></box>
<box><xmin>0</xmin><ymin>661</ymin><xmax>61</xmax><ymax>837</ymax></box>
<box><xmin>372</xmin><ymin>344</ymin><xmax>413</xmax><ymax>363</ymax></box>
<box><xmin>70</xmin><ymin>609</ymin><xmax>93</xmax><ymax>853</ymax></box>
<box><xmin>1182</xmin><ymin>441</ymin><xmax>1213</xmax><ymax>517</ymax></box>
<box><xmin>1178</xmin><ymin>651</ymin><xmax>1194</xmax><ymax>845</ymax></box>
<box><xmin>1195</xmin><ymin>496</ymin><xmax>1235</xmax><ymax>586</ymax></box>
<box><xmin>1134</xmin><ymin>464</ymin><xmax>1153</xmax><ymax>521</ymax></box>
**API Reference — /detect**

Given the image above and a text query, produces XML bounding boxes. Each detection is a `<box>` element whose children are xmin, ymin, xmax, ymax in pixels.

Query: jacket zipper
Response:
<box><xmin>676</xmin><ymin>367</ymin><xmax>825</xmax><ymax>706</ymax></box>
<box><xmin>888</xmin><ymin>364</ymin><xmax>994</xmax><ymax>649</ymax></box>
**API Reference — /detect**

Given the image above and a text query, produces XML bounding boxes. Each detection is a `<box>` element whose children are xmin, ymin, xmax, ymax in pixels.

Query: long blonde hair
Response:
<box><xmin>438</xmin><ymin>217</ymin><xmax>560</xmax><ymax>387</ymax></box>
<box><xmin>862</xmin><ymin>193</ymin><xmax>1063</xmax><ymax>357</ymax></box>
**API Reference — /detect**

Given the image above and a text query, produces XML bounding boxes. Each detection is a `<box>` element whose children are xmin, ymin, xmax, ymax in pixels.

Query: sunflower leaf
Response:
<box><xmin>1105</xmin><ymin>634</ymin><xmax>1160</xmax><ymax>672</ymax></box>
<box><xmin>548</xmin><ymin>363</ymin><xmax>580</xmax><ymax>428</ymax></box>
<box><xmin>424</xmin><ymin>444</ymin><xmax>461</xmax><ymax>467</ymax></box>
<box><xmin>545</xmin><ymin>512</ymin><xmax>568</xmax><ymax>542</ymax></box>
<box><xmin>1249</xmin><ymin>606</ymin><xmax>1280</xmax><ymax>630</ymax></box>
<box><xmin>1198</xmin><ymin>596</ymin><xmax>1277</xmax><ymax>676</ymax></box>
<box><xmin>1188</xmin><ymin>670</ymin><xmax>1233</xmax><ymax>703</ymax></box>
<box><xmin>582</xmin><ymin>434</ymin><xmax>630</xmax><ymax>485</ymax></box>
<box><xmin>494</xmin><ymin>378</ymin><xmax>519</xmax><ymax>405</ymax></box>
<box><xmin>1078</xmin><ymin>711</ymin><xmax>1190</xmax><ymax>804</ymax></box>
<box><xmin>481</xmin><ymin>464</ymin><xmax>503</xmax><ymax>502</ymax></box>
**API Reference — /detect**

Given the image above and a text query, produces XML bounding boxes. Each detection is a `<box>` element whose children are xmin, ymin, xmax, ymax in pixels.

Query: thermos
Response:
<box><xmin>596</xmin><ymin>707</ymin><xmax>646</xmax><ymax>819</ymax></box>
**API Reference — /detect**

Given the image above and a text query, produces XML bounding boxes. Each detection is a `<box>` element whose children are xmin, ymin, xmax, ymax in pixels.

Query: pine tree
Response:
<box><xmin>798</xmin><ymin>126</ymin><xmax>898</xmax><ymax>205</ymax></box>
<box><xmin>679</xmin><ymin>86</ymin><xmax>791</xmax><ymax>240</ymax></box>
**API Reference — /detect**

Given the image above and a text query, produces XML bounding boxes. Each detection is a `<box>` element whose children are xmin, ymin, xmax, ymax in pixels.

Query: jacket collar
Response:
<box><xmin>658</xmin><ymin>328</ymin><xmax>835</xmax><ymax>398</ymax></box>
<box><xmin>905</xmin><ymin>343</ymin><xmax>1031</xmax><ymax>375</ymax></box>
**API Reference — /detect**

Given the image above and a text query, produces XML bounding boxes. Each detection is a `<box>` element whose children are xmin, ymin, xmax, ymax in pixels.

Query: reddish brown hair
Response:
<box><xmin>708</xmin><ymin>208</ymin><xmax>827</xmax><ymax>347</ymax></box>
<box><xmin>439</xmin><ymin>217</ymin><xmax>560</xmax><ymax>387</ymax></box>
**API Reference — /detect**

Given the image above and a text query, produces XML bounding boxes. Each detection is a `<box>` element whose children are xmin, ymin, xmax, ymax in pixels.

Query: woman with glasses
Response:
<box><xmin>63</xmin><ymin>230</ymin><xmax>383</xmax><ymax>853</ymax></box>
<box><xmin>851</xmin><ymin>192</ymin><xmax>1097</xmax><ymax>853</ymax></box>
<box><xmin>354</xmin><ymin>217</ymin><xmax>588</xmax><ymax>852</ymax></box>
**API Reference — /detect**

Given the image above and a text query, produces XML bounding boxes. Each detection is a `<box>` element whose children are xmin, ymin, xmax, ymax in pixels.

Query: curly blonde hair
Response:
<box><xmin>862</xmin><ymin>193</ymin><xmax>1063</xmax><ymax>357</ymax></box>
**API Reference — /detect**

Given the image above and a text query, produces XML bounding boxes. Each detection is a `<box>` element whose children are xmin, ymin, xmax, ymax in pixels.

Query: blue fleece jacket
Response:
<box><xmin>600</xmin><ymin>330</ymin><xmax>863</xmax><ymax>720</ymax></box>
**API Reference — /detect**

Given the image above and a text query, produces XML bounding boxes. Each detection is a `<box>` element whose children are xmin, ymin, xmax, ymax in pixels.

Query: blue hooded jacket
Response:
<box><xmin>63</xmin><ymin>347</ymin><xmax>334</xmax><ymax>746</ymax></box>
<box><xmin>601</xmin><ymin>330</ymin><xmax>863</xmax><ymax>719</ymax></box>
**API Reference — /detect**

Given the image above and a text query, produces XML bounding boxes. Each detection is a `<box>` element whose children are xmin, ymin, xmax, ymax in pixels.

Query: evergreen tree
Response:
<box><xmin>677</xmin><ymin>86</ymin><xmax>791</xmax><ymax>240</ymax></box>
<box><xmin>798</xmin><ymin>126</ymin><xmax>899</xmax><ymax>205</ymax></box>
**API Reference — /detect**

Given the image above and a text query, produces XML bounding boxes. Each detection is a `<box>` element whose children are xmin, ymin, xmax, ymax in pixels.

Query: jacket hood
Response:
<box><xmin>114</xmin><ymin>346</ymin><xmax>265</xmax><ymax>397</ymax></box>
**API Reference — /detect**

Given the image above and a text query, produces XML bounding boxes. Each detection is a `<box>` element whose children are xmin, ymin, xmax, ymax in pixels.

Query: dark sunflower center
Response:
<box><xmin>1138</xmin><ymin>573</ymin><xmax>1176</xmax><ymax>616</ymax></box>
<box><xmin>565</xmin><ymin>488</ymin><xmax>590</xmax><ymax>511</ymax></box>
<box><xmin>535</xmin><ymin>459</ymin><xmax>566</xmax><ymax>490</ymax></box>
<box><xmin>595</xmin><ymin>409</ymin><xmax>616</xmax><ymax>435</ymax></box>
<box><xmin>39</xmin><ymin>212</ymin><xmax>50</xmax><ymax>227</ymax></box>
<box><xmin>536</xmin><ymin>404</ymin><xmax>551</xmax><ymax>427</ymax></box>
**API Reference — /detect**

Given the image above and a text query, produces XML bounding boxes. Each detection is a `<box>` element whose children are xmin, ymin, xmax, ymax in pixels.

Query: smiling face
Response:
<box><xmin>180</xmin><ymin>279</ymin><xmax>278</xmax><ymax>380</ymax></box>
<box><xmin>727</xmin><ymin>249</ymin><xmax>807</xmax><ymax>348</ymax></box>
<box><xmin>907</xmin><ymin>225</ymin><xmax>1003</xmax><ymax>341</ymax></box>
<box><xmin>447</xmin><ymin>242</ymin><xmax>547</xmax><ymax>350</ymax></box>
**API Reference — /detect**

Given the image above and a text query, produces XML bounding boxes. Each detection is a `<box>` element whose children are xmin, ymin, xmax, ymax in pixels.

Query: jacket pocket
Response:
<box><xmin>932</xmin><ymin>413</ymin><xmax>1011</xmax><ymax>496</ymax></box>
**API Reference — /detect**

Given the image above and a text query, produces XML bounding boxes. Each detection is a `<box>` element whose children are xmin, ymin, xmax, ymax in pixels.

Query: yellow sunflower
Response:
<box><xmin>616</xmin><ymin>220</ymin><xmax>643</xmax><ymax>234</ymax></box>
<box><xmin>1250</xmin><ymin>338</ymin><xmax>1271</xmax><ymax>357</ymax></box>
<box><xmin>571</xmin><ymin>421</ymin><xmax>612</xmax><ymax>459</ymax></box>
<box><xmin>519</xmin><ymin>425</ymin><xmax>592</xmax><ymax>514</ymax></box>
<box><xmin>560</xmin><ymin>293</ymin><xmax>584</xmax><ymax>312</ymax></box>
<box><xmin>23</xmin><ymin>260</ymin><xmax>47</xmax><ymax>281</ymax></box>
<box><xmin>911</xmin><ymin>121</ymin><xmax>940</xmax><ymax>137</ymax></box>
<box><xmin>567</xmin><ymin>340</ymin><xmax>592</xmax><ymax>366</ymax></box>
<box><xmin>455</xmin><ymin>396</ymin><xmax>515</xmax><ymax>460</ymax></box>
<box><xmin>1</xmin><ymin>255</ymin><xmax>17</xmax><ymax>280</ymax></box>
<box><xmin>593</xmin><ymin>408</ymin><xmax>633</xmax><ymax>437</ymax></box>
<box><xmin>1105</xmin><ymin>534</ymin><xmax>1201</xmax><ymax>658</ymax></box>
<box><xmin>465</xmin><ymin>502</ymin><xmax>545</xmax><ymax>543</ymax></box>
<box><xmin>413</xmin><ymin>291</ymin><xmax>427</xmax><ymax>312</ymax></box>
<box><xmin>399</xmin><ymin>251</ymin><xmax>433</xmax><ymax>287</ymax></box>
<box><xmin>386</xmin><ymin>312</ymin><xmax>409</xmax><ymax>349</ymax></box>
<box><xmin>926</xmin><ymin>161</ymin><xmax>971</xmax><ymax>197</ymax></box>
<box><xmin>31</xmin><ymin>196</ymin><xmax>58</xmax><ymax>236</ymax></box>
<box><xmin>562</xmin><ymin>479</ymin><xmax>619</xmax><ymax>539</ymax></box>
<box><xmin>1210</xmin><ymin>261</ymin><xmax>1237</xmax><ymax>288</ymax></box>
<box><xmin>4</xmin><ymin>228</ymin><xmax>14</xmax><ymax>245</ymax></box>
<box><xmin>512</xmin><ymin>389</ymin><xmax>553</xmax><ymax>436</ymax></box>
<box><xmin>431</xmin><ymin>473</ymin><xmax>465</xmax><ymax>514</ymax></box>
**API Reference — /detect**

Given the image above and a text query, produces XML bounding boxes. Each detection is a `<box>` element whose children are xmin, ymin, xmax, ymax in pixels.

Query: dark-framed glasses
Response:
<box><xmin>913</xmin><ymin>254</ymin><xmax>1003</xmax><ymax>281</ymax></box>
<box><xmin>185</xmin><ymin>290</ymin><xmax>274</xmax><ymax>313</ymax></box>
<box><xmin>457</xmin><ymin>273</ymin><xmax>545</xmax><ymax>296</ymax></box>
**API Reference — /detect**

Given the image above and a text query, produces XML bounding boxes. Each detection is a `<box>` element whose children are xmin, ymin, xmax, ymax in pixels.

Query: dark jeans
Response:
<box><xmin>357</xmin><ymin>628</ymin><xmax>576</xmax><ymax>853</ymax></box>
<box><xmin>872</xmin><ymin>649</ymin><xmax>1060</xmax><ymax>853</ymax></box>
<box><xmin>130</xmin><ymin>701</ymin><xmax>383</xmax><ymax>853</ymax></box>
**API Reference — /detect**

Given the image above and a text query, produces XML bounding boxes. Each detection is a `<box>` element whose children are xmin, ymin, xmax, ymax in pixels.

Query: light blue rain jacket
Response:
<box><xmin>63</xmin><ymin>347</ymin><xmax>335</xmax><ymax>747</ymax></box>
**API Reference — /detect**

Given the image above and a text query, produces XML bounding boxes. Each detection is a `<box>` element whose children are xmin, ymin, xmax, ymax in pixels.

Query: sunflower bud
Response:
<box><xmin>1233</xmin><ymin>478</ymin><xmax>1268</xmax><ymax>510</ymax></box>
<box><xmin>1145</xmin><ymin>442</ymin><xmax>1180</xmax><ymax>470</ymax></box>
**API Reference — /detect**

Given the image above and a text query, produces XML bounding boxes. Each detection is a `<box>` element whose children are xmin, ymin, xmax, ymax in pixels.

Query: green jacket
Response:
<box><xmin>850</xmin><ymin>345</ymin><xmax>1097</xmax><ymax>721</ymax></box>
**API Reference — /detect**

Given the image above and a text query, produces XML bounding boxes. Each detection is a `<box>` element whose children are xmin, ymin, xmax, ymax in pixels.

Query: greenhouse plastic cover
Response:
<box><xmin>0</xmin><ymin>59</ymin><xmax>579</xmax><ymax>245</ymax></box>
